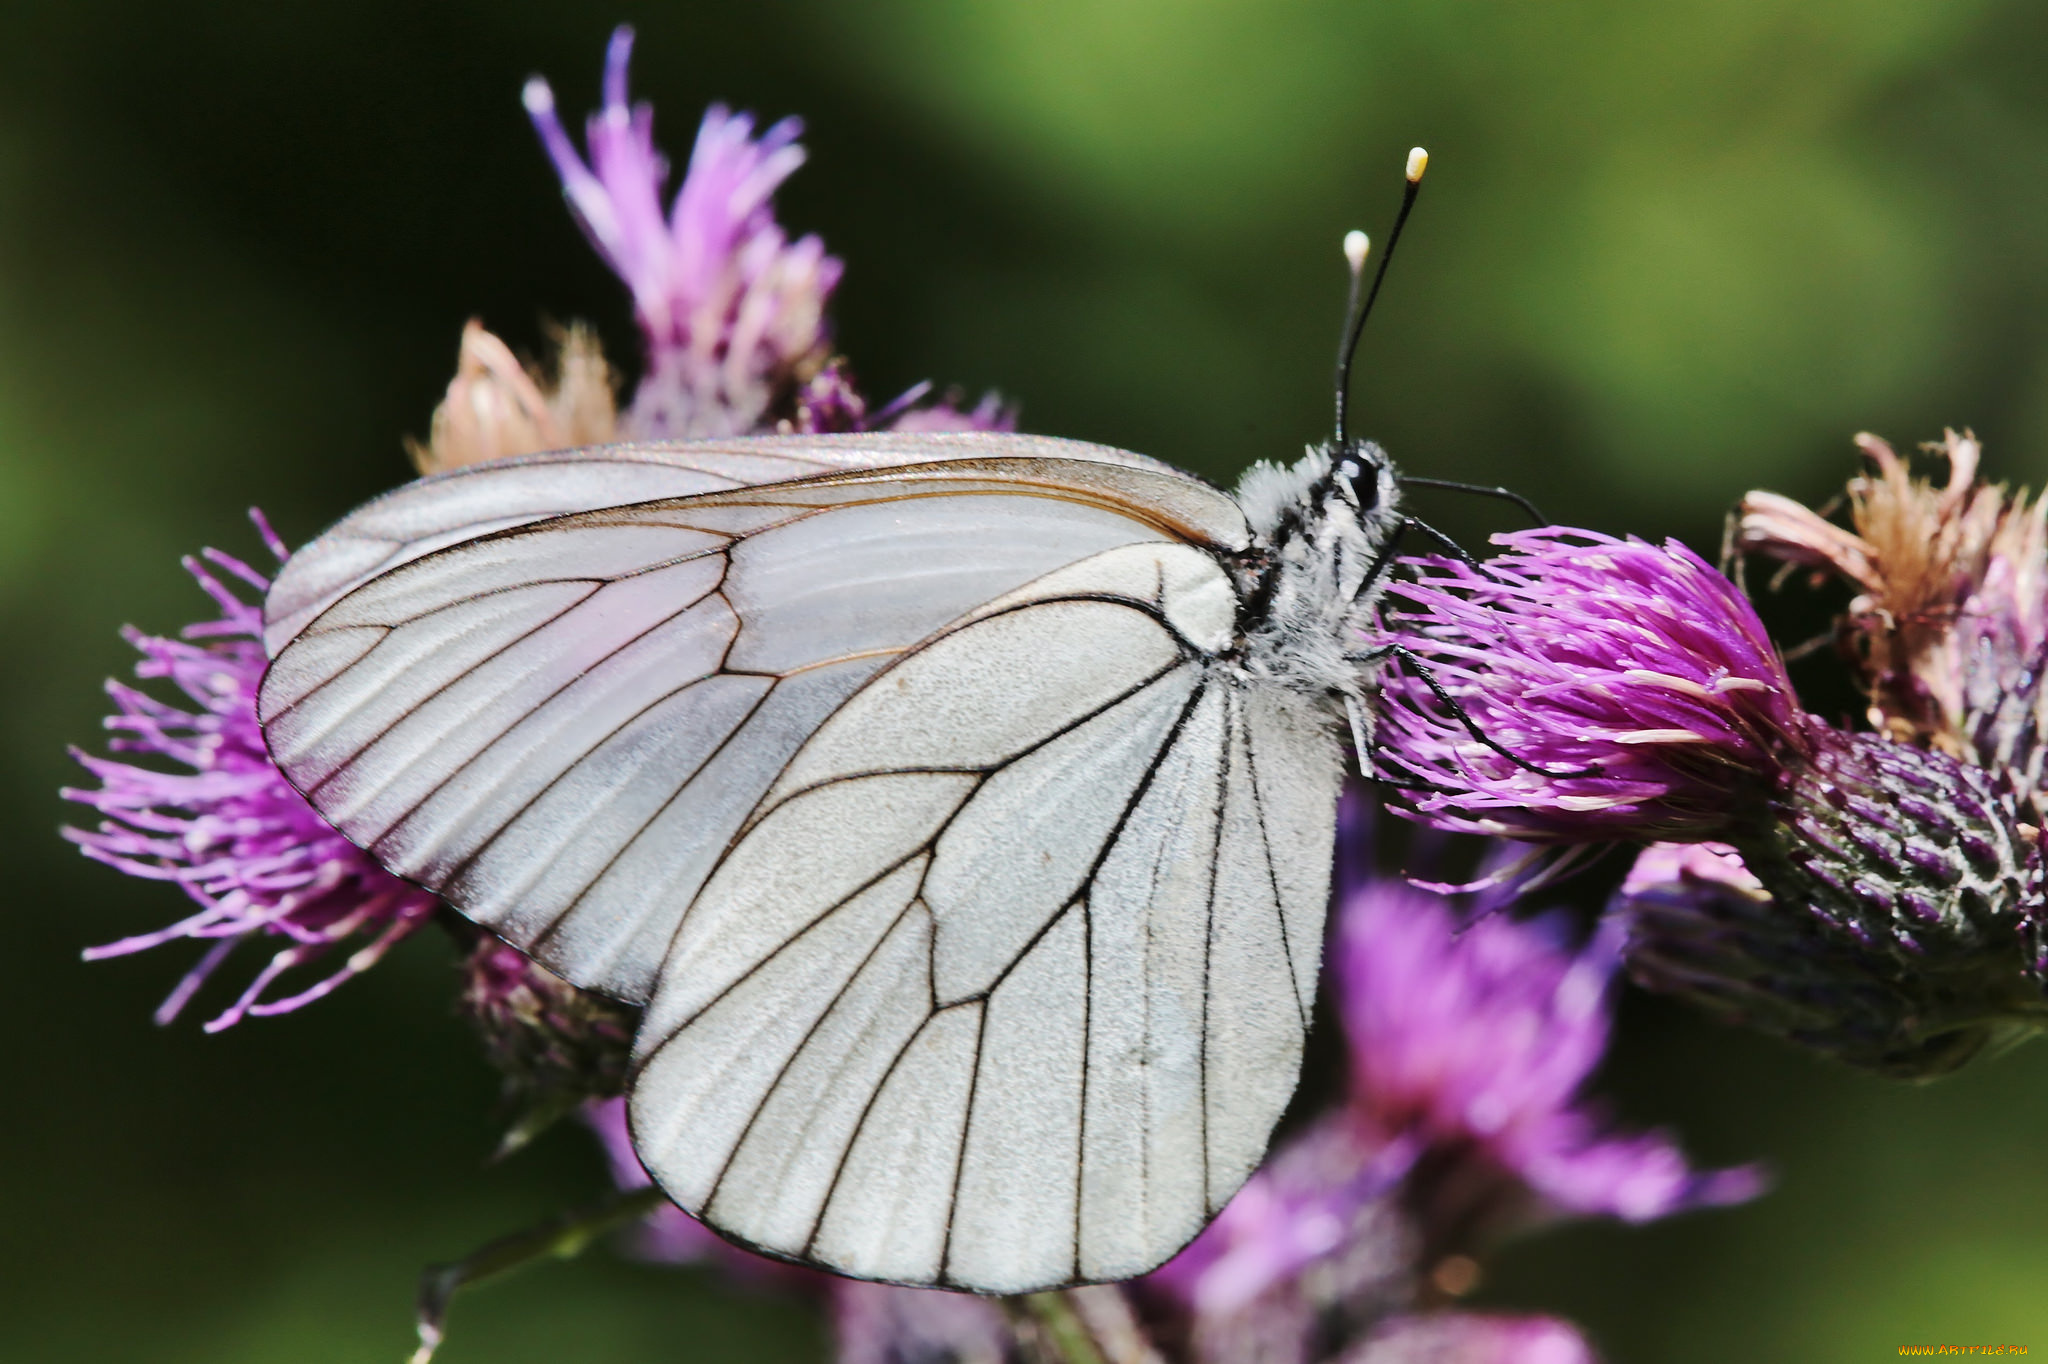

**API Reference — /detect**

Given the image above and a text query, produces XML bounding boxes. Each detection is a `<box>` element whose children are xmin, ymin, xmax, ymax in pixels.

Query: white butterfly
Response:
<box><xmin>257</xmin><ymin>429</ymin><xmax>1403</xmax><ymax>1293</ymax></box>
<box><xmin>255</xmin><ymin>156</ymin><xmax>1492</xmax><ymax>1295</ymax></box>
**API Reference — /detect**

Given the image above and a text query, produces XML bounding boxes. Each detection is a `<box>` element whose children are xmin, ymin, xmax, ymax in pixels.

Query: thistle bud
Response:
<box><xmin>457</xmin><ymin>935</ymin><xmax>637</xmax><ymax>1152</ymax></box>
<box><xmin>1617</xmin><ymin>734</ymin><xmax>2048</xmax><ymax>1079</ymax></box>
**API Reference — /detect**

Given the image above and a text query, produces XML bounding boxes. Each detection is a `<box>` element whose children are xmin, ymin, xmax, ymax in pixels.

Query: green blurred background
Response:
<box><xmin>5</xmin><ymin>1</ymin><xmax>2047</xmax><ymax>1359</ymax></box>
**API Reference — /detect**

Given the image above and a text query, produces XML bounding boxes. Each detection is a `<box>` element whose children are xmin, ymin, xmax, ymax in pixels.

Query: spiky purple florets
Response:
<box><xmin>1375</xmin><ymin>530</ymin><xmax>1809</xmax><ymax>842</ymax></box>
<box><xmin>525</xmin><ymin>26</ymin><xmax>841</xmax><ymax>439</ymax></box>
<box><xmin>524</xmin><ymin>27</ymin><xmax>1016</xmax><ymax>444</ymax></box>
<box><xmin>1146</xmin><ymin>850</ymin><xmax>1758</xmax><ymax>1361</ymax></box>
<box><xmin>64</xmin><ymin>523</ymin><xmax>438</xmax><ymax>1030</ymax></box>
<box><xmin>1335</xmin><ymin>878</ymin><xmax>1763</xmax><ymax>1226</ymax></box>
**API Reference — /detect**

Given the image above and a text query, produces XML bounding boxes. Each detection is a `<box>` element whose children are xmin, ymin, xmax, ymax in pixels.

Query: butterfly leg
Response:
<box><xmin>1354</xmin><ymin>514</ymin><xmax>1481</xmax><ymax>612</ymax></box>
<box><xmin>1351</xmin><ymin>641</ymin><xmax>1601</xmax><ymax>780</ymax></box>
<box><xmin>1352</xmin><ymin>519</ymin><xmax>1412</xmax><ymax>606</ymax></box>
<box><xmin>1400</xmin><ymin>514</ymin><xmax>1480</xmax><ymax>568</ymax></box>
<box><xmin>1344</xmin><ymin>693</ymin><xmax>1374</xmax><ymax>771</ymax></box>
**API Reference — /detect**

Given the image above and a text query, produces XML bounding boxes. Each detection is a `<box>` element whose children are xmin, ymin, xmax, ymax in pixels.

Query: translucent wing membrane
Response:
<box><xmin>262</xmin><ymin>432</ymin><xmax>1232</xmax><ymax>654</ymax></box>
<box><xmin>258</xmin><ymin>442</ymin><xmax>1333</xmax><ymax>1292</ymax></box>
<box><xmin>261</xmin><ymin>457</ymin><xmax>1241</xmax><ymax>1001</ymax></box>
<box><xmin>626</xmin><ymin>544</ymin><xmax>1342</xmax><ymax>1292</ymax></box>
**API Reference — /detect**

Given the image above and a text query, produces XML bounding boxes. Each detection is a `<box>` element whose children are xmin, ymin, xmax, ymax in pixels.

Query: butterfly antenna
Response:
<box><xmin>1332</xmin><ymin>229</ymin><xmax>1371</xmax><ymax>439</ymax></box>
<box><xmin>1333</xmin><ymin>146</ymin><xmax>1428</xmax><ymax>446</ymax></box>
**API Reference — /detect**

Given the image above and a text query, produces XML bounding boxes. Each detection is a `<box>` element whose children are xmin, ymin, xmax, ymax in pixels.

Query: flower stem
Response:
<box><xmin>409</xmin><ymin>1185</ymin><xmax>667</xmax><ymax>1363</ymax></box>
<box><xmin>1062</xmin><ymin>1286</ymin><xmax>1166</xmax><ymax>1364</ymax></box>
<box><xmin>1002</xmin><ymin>1290</ymin><xmax>1111</xmax><ymax>1364</ymax></box>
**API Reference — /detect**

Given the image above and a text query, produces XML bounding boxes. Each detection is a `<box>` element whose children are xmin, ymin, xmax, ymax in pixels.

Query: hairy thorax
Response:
<box><xmin>1229</xmin><ymin>442</ymin><xmax>1405</xmax><ymax>705</ymax></box>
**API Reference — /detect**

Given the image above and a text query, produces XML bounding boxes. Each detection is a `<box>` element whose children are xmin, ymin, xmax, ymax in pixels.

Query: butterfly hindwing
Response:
<box><xmin>625</xmin><ymin>542</ymin><xmax>1343</xmax><ymax>1292</ymax></box>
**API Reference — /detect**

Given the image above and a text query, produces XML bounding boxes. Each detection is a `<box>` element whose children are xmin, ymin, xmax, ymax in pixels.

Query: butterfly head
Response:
<box><xmin>1296</xmin><ymin>437</ymin><xmax>1404</xmax><ymax>598</ymax></box>
<box><xmin>1251</xmin><ymin>145</ymin><xmax>1424</xmax><ymax>607</ymax></box>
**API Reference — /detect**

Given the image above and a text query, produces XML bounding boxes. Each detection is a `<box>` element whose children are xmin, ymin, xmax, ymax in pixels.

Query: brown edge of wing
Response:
<box><xmin>557</xmin><ymin>455</ymin><xmax>1251</xmax><ymax>553</ymax></box>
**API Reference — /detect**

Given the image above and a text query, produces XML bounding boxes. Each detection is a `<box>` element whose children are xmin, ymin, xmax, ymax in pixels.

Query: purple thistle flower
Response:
<box><xmin>1377</xmin><ymin>526</ymin><xmax>2048</xmax><ymax>1077</ymax></box>
<box><xmin>64</xmin><ymin>521</ymin><xmax>439</xmax><ymax>1030</ymax></box>
<box><xmin>1146</xmin><ymin>837</ymin><xmax>1757</xmax><ymax>1361</ymax></box>
<box><xmin>1333</xmin><ymin>875</ymin><xmax>1763</xmax><ymax>1235</ymax></box>
<box><xmin>524</xmin><ymin>27</ymin><xmax>1014</xmax><ymax>444</ymax></box>
<box><xmin>525</xmin><ymin>26</ymin><xmax>840</xmax><ymax>440</ymax></box>
<box><xmin>1374</xmin><ymin>530</ymin><xmax>1809</xmax><ymax>842</ymax></box>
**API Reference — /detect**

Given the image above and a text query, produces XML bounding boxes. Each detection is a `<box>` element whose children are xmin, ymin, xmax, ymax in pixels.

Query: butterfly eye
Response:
<box><xmin>1331</xmin><ymin>453</ymin><xmax>1379</xmax><ymax>512</ymax></box>
<box><xmin>1352</xmin><ymin>462</ymin><xmax>1381</xmax><ymax>511</ymax></box>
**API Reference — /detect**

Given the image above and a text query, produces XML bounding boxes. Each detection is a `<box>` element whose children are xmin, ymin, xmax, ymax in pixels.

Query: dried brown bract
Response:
<box><xmin>1737</xmin><ymin>430</ymin><xmax>2048</xmax><ymax>810</ymax></box>
<box><xmin>407</xmin><ymin>319</ymin><xmax>617</xmax><ymax>475</ymax></box>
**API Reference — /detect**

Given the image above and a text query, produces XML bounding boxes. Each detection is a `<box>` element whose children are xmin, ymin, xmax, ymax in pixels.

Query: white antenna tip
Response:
<box><xmin>1342</xmin><ymin>230</ymin><xmax>1370</xmax><ymax>272</ymax></box>
<box><xmin>1406</xmin><ymin>146</ymin><xmax>1429</xmax><ymax>182</ymax></box>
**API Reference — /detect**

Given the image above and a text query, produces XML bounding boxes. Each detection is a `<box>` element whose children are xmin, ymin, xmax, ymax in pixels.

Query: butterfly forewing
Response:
<box><xmin>259</xmin><ymin>448</ymin><xmax>1250</xmax><ymax>1006</ymax></box>
<box><xmin>257</xmin><ymin>436</ymin><xmax>1341</xmax><ymax>1294</ymax></box>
